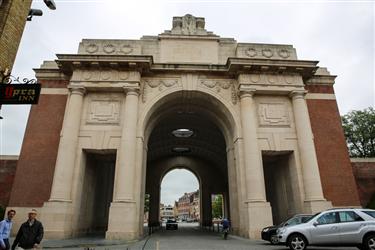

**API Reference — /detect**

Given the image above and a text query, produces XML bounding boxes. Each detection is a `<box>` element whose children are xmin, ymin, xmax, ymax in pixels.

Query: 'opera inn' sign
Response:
<box><xmin>0</xmin><ymin>84</ymin><xmax>41</xmax><ymax>104</ymax></box>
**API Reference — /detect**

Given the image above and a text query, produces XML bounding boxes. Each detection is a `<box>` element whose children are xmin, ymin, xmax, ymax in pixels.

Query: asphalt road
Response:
<box><xmin>40</xmin><ymin>222</ymin><xmax>359</xmax><ymax>250</ymax></box>
<box><xmin>137</xmin><ymin>222</ymin><xmax>358</xmax><ymax>250</ymax></box>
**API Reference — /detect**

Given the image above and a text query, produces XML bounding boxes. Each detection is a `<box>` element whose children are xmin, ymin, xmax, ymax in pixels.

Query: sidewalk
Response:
<box><xmin>10</xmin><ymin>236</ymin><xmax>148</xmax><ymax>250</ymax></box>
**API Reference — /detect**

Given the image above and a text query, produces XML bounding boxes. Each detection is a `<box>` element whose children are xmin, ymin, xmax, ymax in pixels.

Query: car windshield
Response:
<box><xmin>278</xmin><ymin>216</ymin><xmax>294</xmax><ymax>227</ymax></box>
<box><xmin>304</xmin><ymin>212</ymin><xmax>321</xmax><ymax>222</ymax></box>
<box><xmin>278</xmin><ymin>215</ymin><xmax>312</xmax><ymax>227</ymax></box>
<box><xmin>167</xmin><ymin>220</ymin><xmax>176</xmax><ymax>223</ymax></box>
<box><xmin>362</xmin><ymin>210</ymin><xmax>375</xmax><ymax>218</ymax></box>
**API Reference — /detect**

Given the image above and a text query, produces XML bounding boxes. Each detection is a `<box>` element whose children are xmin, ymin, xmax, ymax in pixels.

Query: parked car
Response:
<box><xmin>186</xmin><ymin>218</ymin><xmax>195</xmax><ymax>223</ymax></box>
<box><xmin>166</xmin><ymin>219</ymin><xmax>178</xmax><ymax>230</ymax></box>
<box><xmin>262</xmin><ymin>214</ymin><xmax>312</xmax><ymax>244</ymax></box>
<box><xmin>276</xmin><ymin>208</ymin><xmax>375</xmax><ymax>250</ymax></box>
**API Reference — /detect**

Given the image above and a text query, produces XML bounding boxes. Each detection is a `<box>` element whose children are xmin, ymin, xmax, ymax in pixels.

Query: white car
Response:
<box><xmin>276</xmin><ymin>208</ymin><xmax>375</xmax><ymax>250</ymax></box>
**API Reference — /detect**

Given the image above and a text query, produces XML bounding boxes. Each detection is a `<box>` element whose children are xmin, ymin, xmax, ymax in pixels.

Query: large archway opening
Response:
<box><xmin>159</xmin><ymin>169</ymin><xmax>199</xmax><ymax>227</ymax></box>
<box><xmin>143</xmin><ymin>90</ymin><xmax>238</xmax><ymax>235</ymax></box>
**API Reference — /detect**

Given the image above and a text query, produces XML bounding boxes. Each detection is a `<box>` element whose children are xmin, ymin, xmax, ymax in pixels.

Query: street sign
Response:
<box><xmin>0</xmin><ymin>83</ymin><xmax>41</xmax><ymax>104</ymax></box>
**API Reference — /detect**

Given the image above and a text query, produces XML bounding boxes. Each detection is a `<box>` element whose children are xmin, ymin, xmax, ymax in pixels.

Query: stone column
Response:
<box><xmin>201</xmin><ymin>188</ymin><xmax>212</xmax><ymax>227</ymax></box>
<box><xmin>42</xmin><ymin>86</ymin><xmax>86</xmax><ymax>238</ymax></box>
<box><xmin>106</xmin><ymin>87</ymin><xmax>141</xmax><ymax>240</ymax></box>
<box><xmin>148</xmin><ymin>185</ymin><xmax>161</xmax><ymax>227</ymax></box>
<box><xmin>239</xmin><ymin>86</ymin><xmax>273</xmax><ymax>239</ymax></box>
<box><xmin>49</xmin><ymin>86</ymin><xmax>86</xmax><ymax>201</ymax></box>
<box><xmin>114</xmin><ymin>88</ymin><xmax>140</xmax><ymax>201</ymax></box>
<box><xmin>290</xmin><ymin>90</ymin><xmax>332</xmax><ymax>213</ymax></box>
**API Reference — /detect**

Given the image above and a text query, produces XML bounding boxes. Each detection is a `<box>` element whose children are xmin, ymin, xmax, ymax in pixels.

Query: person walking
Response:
<box><xmin>221</xmin><ymin>218</ymin><xmax>230</xmax><ymax>240</ymax></box>
<box><xmin>0</xmin><ymin>210</ymin><xmax>16</xmax><ymax>250</ymax></box>
<box><xmin>11</xmin><ymin>209</ymin><xmax>43</xmax><ymax>250</ymax></box>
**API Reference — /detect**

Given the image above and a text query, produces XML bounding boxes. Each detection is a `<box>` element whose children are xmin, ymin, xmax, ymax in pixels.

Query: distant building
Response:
<box><xmin>173</xmin><ymin>201</ymin><xmax>179</xmax><ymax>218</ymax></box>
<box><xmin>177</xmin><ymin>192</ymin><xmax>192</xmax><ymax>220</ymax></box>
<box><xmin>160</xmin><ymin>204</ymin><xmax>174</xmax><ymax>221</ymax></box>
<box><xmin>190</xmin><ymin>190</ymin><xmax>200</xmax><ymax>221</ymax></box>
<box><xmin>176</xmin><ymin>190</ymin><xmax>200</xmax><ymax>221</ymax></box>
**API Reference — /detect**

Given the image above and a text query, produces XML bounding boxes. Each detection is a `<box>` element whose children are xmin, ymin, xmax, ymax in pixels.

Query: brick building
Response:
<box><xmin>0</xmin><ymin>0</ymin><xmax>32</xmax><ymax>76</ymax></box>
<box><xmin>351</xmin><ymin>158</ymin><xmax>375</xmax><ymax>207</ymax></box>
<box><xmin>177</xmin><ymin>192</ymin><xmax>193</xmax><ymax>221</ymax></box>
<box><xmin>0</xmin><ymin>155</ymin><xmax>18</xmax><ymax>215</ymax></box>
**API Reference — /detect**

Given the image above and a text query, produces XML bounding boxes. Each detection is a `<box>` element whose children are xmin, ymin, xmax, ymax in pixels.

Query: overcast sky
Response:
<box><xmin>0</xmin><ymin>0</ymin><xmax>374</xmax><ymax>204</ymax></box>
<box><xmin>161</xmin><ymin>169</ymin><xmax>199</xmax><ymax>206</ymax></box>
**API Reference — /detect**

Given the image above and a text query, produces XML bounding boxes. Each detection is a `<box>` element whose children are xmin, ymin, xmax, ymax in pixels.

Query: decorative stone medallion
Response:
<box><xmin>262</xmin><ymin>49</ymin><xmax>274</xmax><ymax>58</ymax></box>
<box><xmin>119</xmin><ymin>71</ymin><xmax>129</xmax><ymax>80</ymax></box>
<box><xmin>250</xmin><ymin>74</ymin><xmax>261</xmax><ymax>83</ymax></box>
<box><xmin>86</xmin><ymin>43</ymin><xmax>99</xmax><ymax>54</ymax></box>
<box><xmin>103</xmin><ymin>44</ymin><xmax>116</xmax><ymax>54</ymax></box>
<box><xmin>278</xmin><ymin>49</ymin><xmax>290</xmax><ymax>59</ymax></box>
<box><xmin>245</xmin><ymin>48</ymin><xmax>257</xmax><ymax>57</ymax></box>
<box><xmin>120</xmin><ymin>44</ymin><xmax>133</xmax><ymax>54</ymax></box>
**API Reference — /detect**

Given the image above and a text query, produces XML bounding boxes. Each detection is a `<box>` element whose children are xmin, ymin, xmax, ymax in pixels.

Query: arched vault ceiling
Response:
<box><xmin>147</xmin><ymin>112</ymin><xmax>227</xmax><ymax>173</ymax></box>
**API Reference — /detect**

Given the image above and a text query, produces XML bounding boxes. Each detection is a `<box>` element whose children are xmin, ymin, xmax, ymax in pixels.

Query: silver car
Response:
<box><xmin>276</xmin><ymin>208</ymin><xmax>375</xmax><ymax>250</ymax></box>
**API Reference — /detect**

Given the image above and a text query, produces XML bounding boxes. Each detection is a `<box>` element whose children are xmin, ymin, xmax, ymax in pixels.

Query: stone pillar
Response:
<box><xmin>50</xmin><ymin>86</ymin><xmax>86</xmax><ymax>201</ymax></box>
<box><xmin>201</xmin><ymin>188</ymin><xmax>212</xmax><ymax>227</ymax></box>
<box><xmin>41</xmin><ymin>86</ymin><xmax>86</xmax><ymax>238</ymax></box>
<box><xmin>106</xmin><ymin>87</ymin><xmax>141</xmax><ymax>240</ymax></box>
<box><xmin>239</xmin><ymin>87</ymin><xmax>273</xmax><ymax>239</ymax></box>
<box><xmin>226</xmin><ymin>147</ymin><xmax>240</xmax><ymax>235</ymax></box>
<box><xmin>148</xmin><ymin>185</ymin><xmax>161</xmax><ymax>227</ymax></box>
<box><xmin>290</xmin><ymin>90</ymin><xmax>332</xmax><ymax>213</ymax></box>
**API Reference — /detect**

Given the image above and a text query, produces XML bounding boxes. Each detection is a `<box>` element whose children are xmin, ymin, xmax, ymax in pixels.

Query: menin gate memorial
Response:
<box><xmin>7</xmin><ymin>14</ymin><xmax>360</xmax><ymax>240</ymax></box>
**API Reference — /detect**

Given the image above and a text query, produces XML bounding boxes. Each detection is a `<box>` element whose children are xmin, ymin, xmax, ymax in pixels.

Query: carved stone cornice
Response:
<box><xmin>55</xmin><ymin>54</ymin><xmax>153</xmax><ymax>76</ymax></box>
<box><xmin>34</xmin><ymin>61</ymin><xmax>69</xmax><ymax>81</ymax></box>
<box><xmin>71</xmin><ymin>69</ymin><xmax>141</xmax><ymax>83</ymax></box>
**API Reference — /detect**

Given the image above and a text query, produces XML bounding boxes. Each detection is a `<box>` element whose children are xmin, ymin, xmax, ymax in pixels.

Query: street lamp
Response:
<box><xmin>43</xmin><ymin>0</ymin><xmax>57</xmax><ymax>10</ymax></box>
<box><xmin>27</xmin><ymin>0</ymin><xmax>56</xmax><ymax>21</ymax></box>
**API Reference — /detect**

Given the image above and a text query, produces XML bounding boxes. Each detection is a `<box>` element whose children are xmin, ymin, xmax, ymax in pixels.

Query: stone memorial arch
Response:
<box><xmin>7</xmin><ymin>14</ymin><xmax>360</xmax><ymax>240</ymax></box>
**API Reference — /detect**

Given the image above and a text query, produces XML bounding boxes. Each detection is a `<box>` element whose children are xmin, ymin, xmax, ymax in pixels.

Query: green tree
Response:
<box><xmin>144</xmin><ymin>194</ymin><xmax>150</xmax><ymax>213</ymax></box>
<box><xmin>212</xmin><ymin>195</ymin><xmax>223</xmax><ymax>219</ymax></box>
<box><xmin>341</xmin><ymin>107</ymin><xmax>375</xmax><ymax>157</ymax></box>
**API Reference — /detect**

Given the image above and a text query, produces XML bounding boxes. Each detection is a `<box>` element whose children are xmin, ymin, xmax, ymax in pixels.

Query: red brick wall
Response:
<box><xmin>9</xmin><ymin>81</ymin><xmax>68</xmax><ymax>207</ymax></box>
<box><xmin>351</xmin><ymin>160</ymin><xmax>375</xmax><ymax>207</ymax></box>
<box><xmin>0</xmin><ymin>156</ymin><xmax>18</xmax><ymax>207</ymax></box>
<box><xmin>305</xmin><ymin>85</ymin><xmax>334</xmax><ymax>94</ymax></box>
<box><xmin>306</xmin><ymin>97</ymin><xmax>361</xmax><ymax>206</ymax></box>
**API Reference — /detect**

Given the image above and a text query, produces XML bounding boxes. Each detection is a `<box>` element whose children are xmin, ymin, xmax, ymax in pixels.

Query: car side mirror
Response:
<box><xmin>313</xmin><ymin>222</ymin><xmax>318</xmax><ymax>227</ymax></box>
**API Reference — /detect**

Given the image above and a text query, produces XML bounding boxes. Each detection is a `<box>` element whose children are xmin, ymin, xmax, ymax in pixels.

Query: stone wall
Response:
<box><xmin>0</xmin><ymin>156</ymin><xmax>18</xmax><ymax>208</ymax></box>
<box><xmin>351</xmin><ymin>158</ymin><xmax>375</xmax><ymax>207</ymax></box>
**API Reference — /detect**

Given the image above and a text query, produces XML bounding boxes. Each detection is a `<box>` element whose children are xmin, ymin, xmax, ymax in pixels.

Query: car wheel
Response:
<box><xmin>270</xmin><ymin>235</ymin><xmax>278</xmax><ymax>245</ymax></box>
<box><xmin>364</xmin><ymin>234</ymin><xmax>375</xmax><ymax>250</ymax></box>
<box><xmin>287</xmin><ymin>234</ymin><xmax>307</xmax><ymax>250</ymax></box>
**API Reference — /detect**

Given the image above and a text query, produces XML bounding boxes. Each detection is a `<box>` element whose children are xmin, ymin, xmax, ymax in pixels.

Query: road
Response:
<box><xmin>41</xmin><ymin>222</ymin><xmax>359</xmax><ymax>249</ymax></box>
<box><xmin>138</xmin><ymin>222</ymin><xmax>358</xmax><ymax>250</ymax></box>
